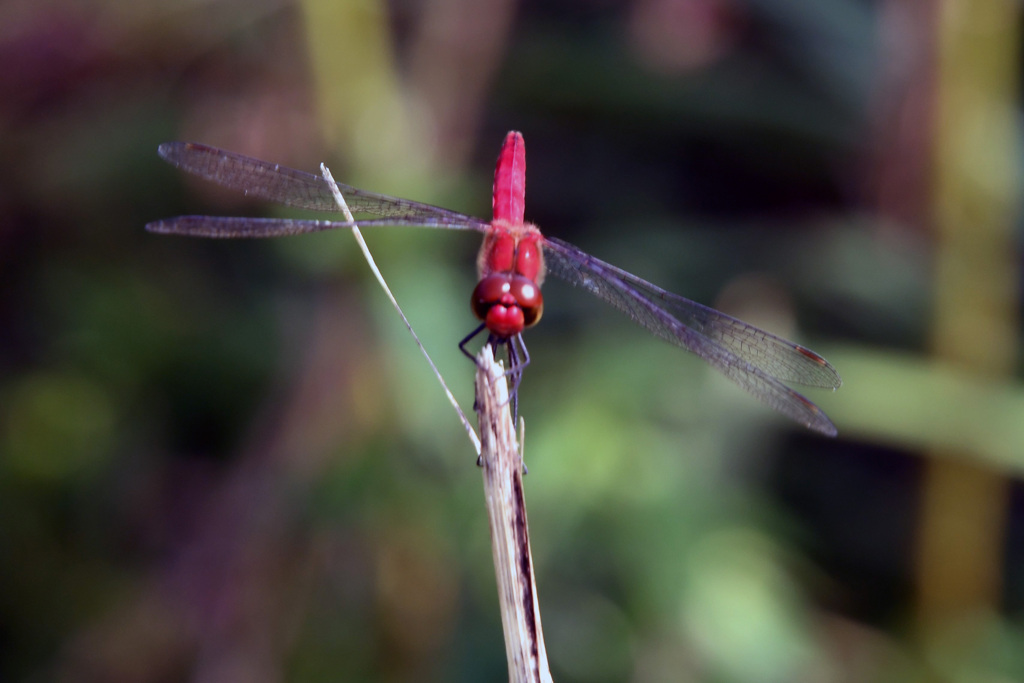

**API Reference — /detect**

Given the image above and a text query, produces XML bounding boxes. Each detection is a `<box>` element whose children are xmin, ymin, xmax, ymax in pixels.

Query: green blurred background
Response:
<box><xmin>3</xmin><ymin>0</ymin><xmax>1023</xmax><ymax>681</ymax></box>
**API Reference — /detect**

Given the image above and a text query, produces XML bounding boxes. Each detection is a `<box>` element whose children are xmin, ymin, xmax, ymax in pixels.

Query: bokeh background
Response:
<box><xmin>3</xmin><ymin>0</ymin><xmax>1023</xmax><ymax>681</ymax></box>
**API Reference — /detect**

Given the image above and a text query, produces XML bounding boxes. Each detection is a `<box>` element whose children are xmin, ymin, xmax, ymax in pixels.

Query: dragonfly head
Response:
<box><xmin>471</xmin><ymin>273</ymin><xmax>544</xmax><ymax>339</ymax></box>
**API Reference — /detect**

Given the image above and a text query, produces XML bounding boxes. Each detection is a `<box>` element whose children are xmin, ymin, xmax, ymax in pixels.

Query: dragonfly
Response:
<box><xmin>147</xmin><ymin>131</ymin><xmax>841</xmax><ymax>436</ymax></box>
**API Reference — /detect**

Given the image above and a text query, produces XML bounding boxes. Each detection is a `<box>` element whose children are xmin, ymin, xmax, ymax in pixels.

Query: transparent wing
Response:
<box><xmin>542</xmin><ymin>236</ymin><xmax>840</xmax><ymax>436</ymax></box>
<box><xmin>156</xmin><ymin>142</ymin><xmax>490</xmax><ymax>226</ymax></box>
<box><xmin>146</xmin><ymin>216</ymin><xmax>488</xmax><ymax>238</ymax></box>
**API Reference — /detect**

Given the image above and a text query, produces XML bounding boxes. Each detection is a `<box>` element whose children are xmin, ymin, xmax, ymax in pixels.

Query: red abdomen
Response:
<box><xmin>492</xmin><ymin>131</ymin><xmax>526</xmax><ymax>225</ymax></box>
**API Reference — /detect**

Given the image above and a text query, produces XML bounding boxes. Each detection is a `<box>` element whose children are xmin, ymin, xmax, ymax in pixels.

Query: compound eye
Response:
<box><xmin>471</xmin><ymin>274</ymin><xmax>512</xmax><ymax>322</ymax></box>
<box><xmin>510</xmin><ymin>276</ymin><xmax>543</xmax><ymax>328</ymax></box>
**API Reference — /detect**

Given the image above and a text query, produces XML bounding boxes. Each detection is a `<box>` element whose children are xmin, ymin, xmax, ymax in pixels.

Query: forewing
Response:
<box><xmin>146</xmin><ymin>216</ymin><xmax>489</xmax><ymax>238</ymax></box>
<box><xmin>541</xmin><ymin>236</ymin><xmax>838</xmax><ymax>435</ymax></box>
<box><xmin>157</xmin><ymin>142</ymin><xmax>486</xmax><ymax>223</ymax></box>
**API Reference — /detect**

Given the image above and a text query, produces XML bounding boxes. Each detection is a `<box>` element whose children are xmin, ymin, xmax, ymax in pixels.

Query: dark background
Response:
<box><xmin>2</xmin><ymin>0</ymin><xmax>1022</xmax><ymax>681</ymax></box>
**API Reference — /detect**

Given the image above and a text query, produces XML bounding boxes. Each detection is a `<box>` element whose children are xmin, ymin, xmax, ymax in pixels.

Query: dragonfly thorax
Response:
<box><xmin>476</xmin><ymin>221</ymin><xmax>546</xmax><ymax>283</ymax></box>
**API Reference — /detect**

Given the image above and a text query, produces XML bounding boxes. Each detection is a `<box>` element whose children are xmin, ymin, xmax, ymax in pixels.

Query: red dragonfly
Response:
<box><xmin>147</xmin><ymin>131</ymin><xmax>841</xmax><ymax>435</ymax></box>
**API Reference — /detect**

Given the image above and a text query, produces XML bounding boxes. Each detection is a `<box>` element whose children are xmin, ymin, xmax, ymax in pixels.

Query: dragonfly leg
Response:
<box><xmin>504</xmin><ymin>333</ymin><xmax>532</xmax><ymax>420</ymax></box>
<box><xmin>506</xmin><ymin>335</ymin><xmax>530</xmax><ymax>474</ymax></box>
<box><xmin>459</xmin><ymin>322</ymin><xmax>488</xmax><ymax>361</ymax></box>
<box><xmin>504</xmin><ymin>338</ymin><xmax>519</xmax><ymax>423</ymax></box>
<box><xmin>462</xmin><ymin>326</ymin><xmax>531</xmax><ymax>468</ymax></box>
<box><xmin>461</xmin><ymin>322</ymin><xmax>491</xmax><ymax>469</ymax></box>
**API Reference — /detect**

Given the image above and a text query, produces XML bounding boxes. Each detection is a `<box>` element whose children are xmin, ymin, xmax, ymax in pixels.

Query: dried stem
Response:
<box><xmin>475</xmin><ymin>346</ymin><xmax>553</xmax><ymax>683</ymax></box>
<box><xmin>319</xmin><ymin>162</ymin><xmax>481</xmax><ymax>455</ymax></box>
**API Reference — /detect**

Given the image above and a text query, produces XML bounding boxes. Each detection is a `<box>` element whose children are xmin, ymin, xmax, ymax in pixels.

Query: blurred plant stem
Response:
<box><xmin>819</xmin><ymin>347</ymin><xmax>1024</xmax><ymax>468</ymax></box>
<box><xmin>298</xmin><ymin>0</ymin><xmax>515</xmax><ymax>186</ymax></box>
<box><xmin>917</xmin><ymin>0</ymin><xmax>1019</xmax><ymax>655</ymax></box>
<box><xmin>298</xmin><ymin>0</ymin><xmax>415</xmax><ymax>176</ymax></box>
